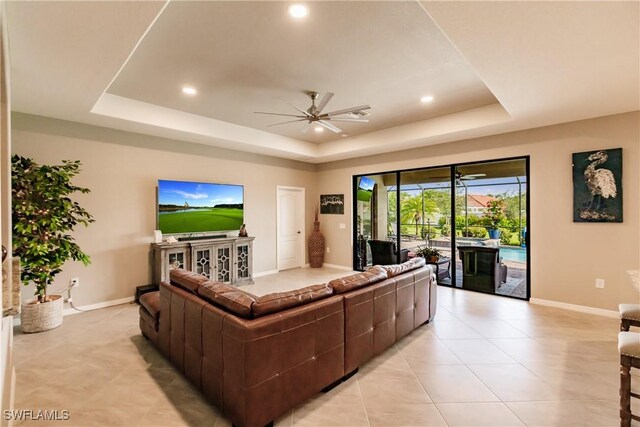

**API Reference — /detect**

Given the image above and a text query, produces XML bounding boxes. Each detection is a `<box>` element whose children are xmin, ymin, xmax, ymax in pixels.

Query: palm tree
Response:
<box><xmin>400</xmin><ymin>193</ymin><xmax>437</xmax><ymax>236</ymax></box>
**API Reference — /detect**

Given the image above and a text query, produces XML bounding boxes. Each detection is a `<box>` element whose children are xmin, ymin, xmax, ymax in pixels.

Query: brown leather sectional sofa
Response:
<box><xmin>139</xmin><ymin>257</ymin><xmax>436</xmax><ymax>427</ymax></box>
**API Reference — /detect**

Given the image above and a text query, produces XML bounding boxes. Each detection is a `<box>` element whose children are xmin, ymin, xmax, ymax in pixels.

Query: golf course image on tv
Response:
<box><xmin>158</xmin><ymin>180</ymin><xmax>244</xmax><ymax>234</ymax></box>
<box><xmin>357</xmin><ymin>176</ymin><xmax>374</xmax><ymax>202</ymax></box>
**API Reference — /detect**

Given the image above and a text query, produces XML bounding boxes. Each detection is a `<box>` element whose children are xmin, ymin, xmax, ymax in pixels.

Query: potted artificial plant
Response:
<box><xmin>415</xmin><ymin>246</ymin><xmax>442</xmax><ymax>263</ymax></box>
<box><xmin>485</xmin><ymin>199</ymin><xmax>505</xmax><ymax>240</ymax></box>
<box><xmin>12</xmin><ymin>155</ymin><xmax>94</xmax><ymax>333</ymax></box>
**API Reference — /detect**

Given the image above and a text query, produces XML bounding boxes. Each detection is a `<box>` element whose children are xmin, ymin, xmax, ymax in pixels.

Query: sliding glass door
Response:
<box><xmin>398</xmin><ymin>167</ymin><xmax>453</xmax><ymax>285</ymax></box>
<box><xmin>454</xmin><ymin>159</ymin><xmax>528</xmax><ymax>298</ymax></box>
<box><xmin>353</xmin><ymin>157</ymin><xmax>530</xmax><ymax>300</ymax></box>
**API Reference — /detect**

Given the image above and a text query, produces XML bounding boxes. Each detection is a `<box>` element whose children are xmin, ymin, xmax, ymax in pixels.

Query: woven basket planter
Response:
<box><xmin>21</xmin><ymin>294</ymin><xmax>63</xmax><ymax>333</ymax></box>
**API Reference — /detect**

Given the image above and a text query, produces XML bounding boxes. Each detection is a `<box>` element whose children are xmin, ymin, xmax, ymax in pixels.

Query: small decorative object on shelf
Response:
<box><xmin>166</xmin><ymin>235</ymin><xmax>178</xmax><ymax>244</ymax></box>
<box><xmin>308</xmin><ymin>205</ymin><xmax>325</xmax><ymax>268</ymax></box>
<box><xmin>239</xmin><ymin>224</ymin><xmax>248</xmax><ymax>237</ymax></box>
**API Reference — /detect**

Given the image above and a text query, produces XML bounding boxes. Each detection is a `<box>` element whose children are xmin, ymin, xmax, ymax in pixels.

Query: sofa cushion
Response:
<box><xmin>382</xmin><ymin>257</ymin><xmax>426</xmax><ymax>278</ymax></box>
<box><xmin>197</xmin><ymin>282</ymin><xmax>256</xmax><ymax>318</ymax></box>
<box><xmin>329</xmin><ymin>266</ymin><xmax>387</xmax><ymax>294</ymax></box>
<box><xmin>620</xmin><ymin>304</ymin><xmax>640</xmax><ymax>321</ymax></box>
<box><xmin>252</xmin><ymin>284</ymin><xmax>333</xmax><ymax>318</ymax></box>
<box><xmin>170</xmin><ymin>269</ymin><xmax>210</xmax><ymax>294</ymax></box>
<box><xmin>139</xmin><ymin>291</ymin><xmax>160</xmax><ymax>321</ymax></box>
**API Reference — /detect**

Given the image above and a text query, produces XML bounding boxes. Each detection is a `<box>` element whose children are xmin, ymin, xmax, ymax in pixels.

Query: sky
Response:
<box><xmin>359</xmin><ymin>176</ymin><xmax>375</xmax><ymax>191</ymax></box>
<box><xmin>158</xmin><ymin>180</ymin><xmax>243</xmax><ymax>207</ymax></box>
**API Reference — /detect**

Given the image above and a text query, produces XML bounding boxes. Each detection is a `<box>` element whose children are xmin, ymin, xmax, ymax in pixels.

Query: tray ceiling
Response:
<box><xmin>6</xmin><ymin>1</ymin><xmax>639</xmax><ymax>163</ymax></box>
<box><xmin>106</xmin><ymin>1</ymin><xmax>497</xmax><ymax>144</ymax></box>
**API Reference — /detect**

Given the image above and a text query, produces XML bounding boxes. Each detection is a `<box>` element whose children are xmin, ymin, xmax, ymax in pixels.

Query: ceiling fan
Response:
<box><xmin>431</xmin><ymin>171</ymin><xmax>487</xmax><ymax>182</ymax></box>
<box><xmin>455</xmin><ymin>171</ymin><xmax>486</xmax><ymax>181</ymax></box>
<box><xmin>254</xmin><ymin>91</ymin><xmax>371</xmax><ymax>134</ymax></box>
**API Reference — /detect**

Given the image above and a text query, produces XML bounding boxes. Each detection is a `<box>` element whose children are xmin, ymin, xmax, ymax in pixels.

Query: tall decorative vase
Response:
<box><xmin>308</xmin><ymin>221</ymin><xmax>325</xmax><ymax>268</ymax></box>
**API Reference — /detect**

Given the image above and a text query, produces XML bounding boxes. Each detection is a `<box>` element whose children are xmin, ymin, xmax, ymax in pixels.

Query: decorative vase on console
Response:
<box><xmin>308</xmin><ymin>206</ymin><xmax>325</xmax><ymax>268</ymax></box>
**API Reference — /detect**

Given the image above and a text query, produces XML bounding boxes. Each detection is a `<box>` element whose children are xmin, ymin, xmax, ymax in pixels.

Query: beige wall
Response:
<box><xmin>315</xmin><ymin>112</ymin><xmax>640</xmax><ymax>311</ymax></box>
<box><xmin>10</xmin><ymin>111</ymin><xmax>640</xmax><ymax>312</ymax></box>
<box><xmin>12</xmin><ymin>113</ymin><xmax>317</xmax><ymax>306</ymax></box>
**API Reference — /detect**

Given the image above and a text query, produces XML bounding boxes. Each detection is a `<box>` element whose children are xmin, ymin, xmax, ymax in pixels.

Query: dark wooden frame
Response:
<box><xmin>620</xmin><ymin>354</ymin><xmax>640</xmax><ymax>426</ymax></box>
<box><xmin>621</xmin><ymin>318</ymin><xmax>640</xmax><ymax>331</ymax></box>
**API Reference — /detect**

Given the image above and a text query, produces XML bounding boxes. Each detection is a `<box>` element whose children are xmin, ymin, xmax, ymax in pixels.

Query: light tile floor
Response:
<box><xmin>11</xmin><ymin>267</ymin><xmax>640</xmax><ymax>426</ymax></box>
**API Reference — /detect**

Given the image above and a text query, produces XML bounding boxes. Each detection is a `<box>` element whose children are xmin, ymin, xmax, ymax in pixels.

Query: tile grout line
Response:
<box><xmin>397</xmin><ymin>337</ymin><xmax>451</xmax><ymax>426</ymax></box>
<box><xmin>354</xmin><ymin>369</ymin><xmax>372</xmax><ymax>427</ymax></box>
<box><xmin>435</xmin><ymin>291</ymin><xmax>531</xmax><ymax>426</ymax></box>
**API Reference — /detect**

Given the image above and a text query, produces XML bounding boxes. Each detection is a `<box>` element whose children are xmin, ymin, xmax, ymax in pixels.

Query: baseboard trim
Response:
<box><xmin>254</xmin><ymin>269</ymin><xmax>278</xmax><ymax>278</ymax></box>
<box><xmin>13</xmin><ymin>296</ymin><xmax>134</xmax><ymax>326</ymax></box>
<box><xmin>63</xmin><ymin>296</ymin><xmax>134</xmax><ymax>316</ymax></box>
<box><xmin>323</xmin><ymin>263</ymin><xmax>353</xmax><ymax>271</ymax></box>
<box><xmin>529</xmin><ymin>298</ymin><xmax>619</xmax><ymax>319</ymax></box>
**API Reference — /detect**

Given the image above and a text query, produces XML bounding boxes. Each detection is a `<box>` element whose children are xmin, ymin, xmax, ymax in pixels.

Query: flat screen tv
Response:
<box><xmin>356</xmin><ymin>176</ymin><xmax>375</xmax><ymax>202</ymax></box>
<box><xmin>157</xmin><ymin>180</ymin><xmax>244</xmax><ymax>235</ymax></box>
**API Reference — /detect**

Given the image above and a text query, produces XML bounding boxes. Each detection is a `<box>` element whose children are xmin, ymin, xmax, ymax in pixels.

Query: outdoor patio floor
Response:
<box><xmin>399</xmin><ymin>239</ymin><xmax>528</xmax><ymax>300</ymax></box>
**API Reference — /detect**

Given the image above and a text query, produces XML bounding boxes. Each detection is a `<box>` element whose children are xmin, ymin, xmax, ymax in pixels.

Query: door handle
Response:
<box><xmin>297</xmin><ymin>231</ymin><xmax>301</xmax><ymax>234</ymax></box>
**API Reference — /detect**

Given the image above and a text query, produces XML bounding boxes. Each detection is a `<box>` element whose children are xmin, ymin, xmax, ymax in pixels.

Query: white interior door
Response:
<box><xmin>277</xmin><ymin>186</ymin><xmax>304</xmax><ymax>270</ymax></box>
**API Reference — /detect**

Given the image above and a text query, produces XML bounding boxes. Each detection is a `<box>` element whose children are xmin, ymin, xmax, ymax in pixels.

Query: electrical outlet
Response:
<box><xmin>595</xmin><ymin>278</ymin><xmax>605</xmax><ymax>289</ymax></box>
<box><xmin>326</xmin><ymin>247</ymin><xmax>331</xmax><ymax>253</ymax></box>
<box><xmin>70</xmin><ymin>277</ymin><xmax>80</xmax><ymax>288</ymax></box>
<box><xmin>339</xmin><ymin>223</ymin><xmax>346</xmax><ymax>229</ymax></box>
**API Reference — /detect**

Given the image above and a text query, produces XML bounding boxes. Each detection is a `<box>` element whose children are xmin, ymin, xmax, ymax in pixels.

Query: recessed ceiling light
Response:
<box><xmin>182</xmin><ymin>87</ymin><xmax>197</xmax><ymax>95</ymax></box>
<box><xmin>288</xmin><ymin>4</ymin><xmax>308</xmax><ymax>19</ymax></box>
<box><xmin>420</xmin><ymin>95</ymin><xmax>434</xmax><ymax>103</ymax></box>
<box><xmin>314</xmin><ymin>126</ymin><xmax>324</xmax><ymax>132</ymax></box>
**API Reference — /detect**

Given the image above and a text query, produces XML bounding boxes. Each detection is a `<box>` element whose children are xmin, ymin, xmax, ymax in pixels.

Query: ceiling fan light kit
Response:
<box><xmin>255</xmin><ymin>91</ymin><xmax>371</xmax><ymax>134</ymax></box>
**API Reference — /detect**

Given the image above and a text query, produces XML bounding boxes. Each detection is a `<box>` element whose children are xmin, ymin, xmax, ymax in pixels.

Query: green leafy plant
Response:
<box><xmin>461</xmin><ymin>226</ymin><xmax>488</xmax><ymax>238</ymax></box>
<box><xmin>499</xmin><ymin>229</ymin><xmax>513</xmax><ymax>246</ymax></box>
<box><xmin>12</xmin><ymin>155</ymin><xmax>95</xmax><ymax>303</ymax></box>
<box><xmin>415</xmin><ymin>245</ymin><xmax>442</xmax><ymax>260</ymax></box>
<box><xmin>400</xmin><ymin>193</ymin><xmax>437</xmax><ymax>236</ymax></box>
<box><xmin>485</xmin><ymin>199</ymin><xmax>506</xmax><ymax>229</ymax></box>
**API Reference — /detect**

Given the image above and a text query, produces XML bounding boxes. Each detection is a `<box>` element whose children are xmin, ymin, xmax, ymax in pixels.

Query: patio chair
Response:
<box><xmin>368</xmin><ymin>239</ymin><xmax>410</xmax><ymax>265</ymax></box>
<box><xmin>458</xmin><ymin>246</ymin><xmax>508</xmax><ymax>294</ymax></box>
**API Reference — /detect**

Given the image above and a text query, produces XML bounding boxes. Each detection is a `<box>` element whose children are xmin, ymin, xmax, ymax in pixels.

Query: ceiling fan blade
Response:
<box><xmin>277</xmin><ymin>97</ymin><xmax>311</xmax><ymax>117</ymax></box>
<box><xmin>316</xmin><ymin>92</ymin><xmax>334</xmax><ymax>114</ymax></box>
<box><xmin>325</xmin><ymin>104</ymin><xmax>371</xmax><ymax>117</ymax></box>
<box><xmin>299</xmin><ymin>122</ymin><xmax>312</xmax><ymax>135</ymax></box>
<box><xmin>329</xmin><ymin>118</ymin><xmax>369</xmax><ymax>123</ymax></box>
<box><xmin>317</xmin><ymin>120</ymin><xmax>342</xmax><ymax>133</ymax></box>
<box><xmin>266</xmin><ymin>119</ymin><xmax>308</xmax><ymax>127</ymax></box>
<box><xmin>254</xmin><ymin>112</ymin><xmax>306</xmax><ymax>118</ymax></box>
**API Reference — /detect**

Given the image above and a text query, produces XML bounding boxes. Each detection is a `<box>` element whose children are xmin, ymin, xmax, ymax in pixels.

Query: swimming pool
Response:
<box><xmin>500</xmin><ymin>246</ymin><xmax>527</xmax><ymax>263</ymax></box>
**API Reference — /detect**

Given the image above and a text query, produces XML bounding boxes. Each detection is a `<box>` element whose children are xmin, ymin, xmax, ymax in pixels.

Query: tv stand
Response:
<box><xmin>151</xmin><ymin>236</ymin><xmax>254</xmax><ymax>285</ymax></box>
<box><xmin>178</xmin><ymin>234</ymin><xmax>226</xmax><ymax>241</ymax></box>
